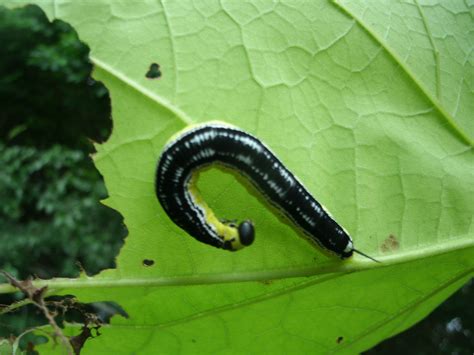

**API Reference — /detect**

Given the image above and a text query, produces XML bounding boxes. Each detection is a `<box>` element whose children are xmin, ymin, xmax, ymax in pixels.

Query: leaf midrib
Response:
<box><xmin>53</xmin><ymin>265</ymin><xmax>472</xmax><ymax>354</ymax></box>
<box><xmin>0</xmin><ymin>237</ymin><xmax>472</xmax><ymax>294</ymax></box>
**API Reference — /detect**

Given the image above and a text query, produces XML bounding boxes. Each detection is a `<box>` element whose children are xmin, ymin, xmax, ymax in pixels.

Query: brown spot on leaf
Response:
<box><xmin>380</xmin><ymin>234</ymin><xmax>399</xmax><ymax>253</ymax></box>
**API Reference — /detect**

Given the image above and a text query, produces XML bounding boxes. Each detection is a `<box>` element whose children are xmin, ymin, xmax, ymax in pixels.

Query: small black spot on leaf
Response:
<box><xmin>337</xmin><ymin>336</ymin><xmax>343</xmax><ymax>344</ymax></box>
<box><xmin>145</xmin><ymin>63</ymin><xmax>161</xmax><ymax>79</ymax></box>
<box><xmin>143</xmin><ymin>259</ymin><xmax>155</xmax><ymax>267</ymax></box>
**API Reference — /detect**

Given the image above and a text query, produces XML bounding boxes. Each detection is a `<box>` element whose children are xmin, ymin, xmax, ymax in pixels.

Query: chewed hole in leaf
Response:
<box><xmin>0</xmin><ymin>3</ymin><xmax>127</xmax><ymax>281</ymax></box>
<box><xmin>145</xmin><ymin>63</ymin><xmax>161</xmax><ymax>79</ymax></box>
<box><xmin>142</xmin><ymin>259</ymin><xmax>155</xmax><ymax>267</ymax></box>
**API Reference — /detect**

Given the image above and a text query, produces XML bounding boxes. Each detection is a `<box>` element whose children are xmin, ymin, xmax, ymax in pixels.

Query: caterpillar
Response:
<box><xmin>155</xmin><ymin>121</ymin><xmax>378</xmax><ymax>261</ymax></box>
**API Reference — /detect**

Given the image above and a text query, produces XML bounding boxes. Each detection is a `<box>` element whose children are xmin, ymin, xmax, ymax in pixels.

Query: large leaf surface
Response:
<box><xmin>1</xmin><ymin>1</ymin><xmax>473</xmax><ymax>353</ymax></box>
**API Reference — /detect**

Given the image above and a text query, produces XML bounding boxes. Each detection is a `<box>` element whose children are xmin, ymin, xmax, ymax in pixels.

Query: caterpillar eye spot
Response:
<box><xmin>142</xmin><ymin>259</ymin><xmax>155</xmax><ymax>267</ymax></box>
<box><xmin>155</xmin><ymin>121</ymin><xmax>376</xmax><ymax>262</ymax></box>
<box><xmin>145</xmin><ymin>63</ymin><xmax>161</xmax><ymax>79</ymax></box>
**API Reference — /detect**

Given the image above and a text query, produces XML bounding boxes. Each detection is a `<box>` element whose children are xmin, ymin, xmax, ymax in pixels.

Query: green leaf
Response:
<box><xmin>0</xmin><ymin>339</ymin><xmax>13</xmax><ymax>354</ymax></box>
<box><xmin>2</xmin><ymin>1</ymin><xmax>473</xmax><ymax>353</ymax></box>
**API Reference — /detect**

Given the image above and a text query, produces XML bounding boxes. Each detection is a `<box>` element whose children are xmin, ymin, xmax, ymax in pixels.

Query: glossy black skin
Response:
<box><xmin>155</xmin><ymin>124</ymin><xmax>353</xmax><ymax>258</ymax></box>
<box><xmin>315</xmin><ymin>216</ymin><xmax>353</xmax><ymax>259</ymax></box>
<box><xmin>238</xmin><ymin>221</ymin><xmax>255</xmax><ymax>246</ymax></box>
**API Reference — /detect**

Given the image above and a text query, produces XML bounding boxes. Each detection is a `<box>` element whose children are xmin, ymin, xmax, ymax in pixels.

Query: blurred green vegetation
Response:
<box><xmin>0</xmin><ymin>4</ymin><xmax>110</xmax><ymax>149</ymax></box>
<box><xmin>0</xmin><ymin>144</ymin><xmax>124</xmax><ymax>278</ymax></box>
<box><xmin>0</xmin><ymin>4</ymin><xmax>126</xmax><ymax>341</ymax></box>
<box><xmin>0</xmin><ymin>4</ymin><xmax>471</xmax><ymax>354</ymax></box>
<box><xmin>0</xmin><ymin>4</ymin><xmax>125</xmax><ymax>279</ymax></box>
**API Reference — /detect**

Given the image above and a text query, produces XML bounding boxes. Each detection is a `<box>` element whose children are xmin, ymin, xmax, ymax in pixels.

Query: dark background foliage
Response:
<box><xmin>0</xmin><ymin>5</ymin><xmax>471</xmax><ymax>354</ymax></box>
<box><xmin>0</xmin><ymin>4</ymin><xmax>126</xmax><ymax>344</ymax></box>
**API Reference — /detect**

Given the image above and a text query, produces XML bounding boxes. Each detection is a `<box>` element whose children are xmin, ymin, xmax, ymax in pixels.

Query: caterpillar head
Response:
<box><xmin>221</xmin><ymin>220</ymin><xmax>255</xmax><ymax>251</ymax></box>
